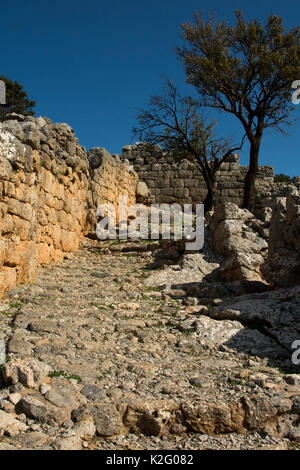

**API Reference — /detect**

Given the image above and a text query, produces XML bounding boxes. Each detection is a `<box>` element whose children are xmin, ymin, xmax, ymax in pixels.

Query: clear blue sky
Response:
<box><xmin>1</xmin><ymin>0</ymin><xmax>300</xmax><ymax>176</ymax></box>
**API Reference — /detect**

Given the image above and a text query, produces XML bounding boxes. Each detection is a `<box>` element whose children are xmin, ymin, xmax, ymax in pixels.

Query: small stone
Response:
<box><xmin>238</xmin><ymin>370</ymin><xmax>249</xmax><ymax>379</ymax></box>
<box><xmin>80</xmin><ymin>384</ymin><xmax>102</xmax><ymax>401</ymax></box>
<box><xmin>73</xmin><ymin>420</ymin><xmax>96</xmax><ymax>441</ymax></box>
<box><xmin>22</xmin><ymin>431</ymin><xmax>49</xmax><ymax>448</ymax></box>
<box><xmin>30</xmin><ymin>423</ymin><xmax>41</xmax><ymax>431</ymax></box>
<box><xmin>91</xmin><ymin>403</ymin><xmax>122</xmax><ymax>437</ymax></box>
<box><xmin>8</xmin><ymin>393</ymin><xmax>22</xmax><ymax>405</ymax></box>
<box><xmin>21</xmin><ymin>395</ymin><xmax>48</xmax><ymax>422</ymax></box>
<box><xmin>40</xmin><ymin>384</ymin><xmax>51</xmax><ymax>395</ymax></box>
<box><xmin>2</xmin><ymin>401</ymin><xmax>15</xmax><ymax>413</ymax></box>
<box><xmin>45</xmin><ymin>379</ymin><xmax>77</xmax><ymax>408</ymax></box>
<box><xmin>283</xmin><ymin>375</ymin><xmax>300</xmax><ymax>386</ymax></box>
<box><xmin>289</xmin><ymin>428</ymin><xmax>300</xmax><ymax>442</ymax></box>
<box><xmin>53</xmin><ymin>436</ymin><xmax>82</xmax><ymax>450</ymax></box>
<box><xmin>91</xmin><ymin>271</ymin><xmax>110</xmax><ymax>278</ymax></box>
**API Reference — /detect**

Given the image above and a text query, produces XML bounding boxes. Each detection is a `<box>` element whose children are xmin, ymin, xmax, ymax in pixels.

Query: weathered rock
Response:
<box><xmin>264</xmin><ymin>188</ymin><xmax>300</xmax><ymax>286</ymax></box>
<box><xmin>124</xmin><ymin>400</ymin><xmax>180</xmax><ymax>436</ymax></box>
<box><xmin>20</xmin><ymin>395</ymin><xmax>48</xmax><ymax>422</ymax></box>
<box><xmin>8</xmin><ymin>392</ymin><xmax>22</xmax><ymax>405</ymax></box>
<box><xmin>91</xmin><ymin>403</ymin><xmax>123</xmax><ymax>437</ymax></box>
<box><xmin>193</xmin><ymin>316</ymin><xmax>287</xmax><ymax>359</ymax></box>
<box><xmin>73</xmin><ymin>419</ymin><xmax>96</xmax><ymax>441</ymax></box>
<box><xmin>2</xmin><ymin>358</ymin><xmax>51</xmax><ymax>389</ymax></box>
<box><xmin>210</xmin><ymin>203</ymin><xmax>268</xmax><ymax>282</ymax></box>
<box><xmin>80</xmin><ymin>384</ymin><xmax>103</xmax><ymax>401</ymax></box>
<box><xmin>0</xmin><ymin>410</ymin><xmax>28</xmax><ymax>436</ymax></box>
<box><xmin>21</xmin><ymin>431</ymin><xmax>49</xmax><ymax>448</ymax></box>
<box><xmin>20</xmin><ymin>394</ymin><xmax>68</xmax><ymax>425</ymax></box>
<box><xmin>210</xmin><ymin>285</ymin><xmax>300</xmax><ymax>355</ymax></box>
<box><xmin>53</xmin><ymin>436</ymin><xmax>82</xmax><ymax>450</ymax></box>
<box><xmin>241</xmin><ymin>395</ymin><xmax>291</xmax><ymax>431</ymax></box>
<box><xmin>44</xmin><ymin>378</ymin><xmax>77</xmax><ymax>408</ymax></box>
<box><xmin>181</xmin><ymin>400</ymin><xmax>244</xmax><ymax>434</ymax></box>
<box><xmin>136</xmin><ymin>182</ymin><xmax>149</xmax><ymax>202</ymax></box>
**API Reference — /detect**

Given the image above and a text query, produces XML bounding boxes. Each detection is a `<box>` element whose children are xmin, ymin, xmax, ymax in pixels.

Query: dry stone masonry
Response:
<box><xmin>1</xmin><ymin>115</ymin><xmax>298</xmax><ymax>299</ymax></box>
<box><xmin>0</xmin><ymin>114</ymin><xmax>138</xmax><ymax>297</ymax></box>
<box><xmin>0</xmin><ymin>114</ymin><xmax>299</xmax><ymax>451</ymax></box>
<box><xmin>122</xmin><ymin>143</ymin><xmax>275</xmax><ymax>210</ymax></box>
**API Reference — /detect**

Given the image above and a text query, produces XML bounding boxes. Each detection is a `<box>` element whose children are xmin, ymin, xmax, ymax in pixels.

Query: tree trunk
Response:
<box><xmin>203</xmin><ymin>176</ymin><xmax>215</xmax><ymax>213</ymax></box>
<box><xmin>242</xmin><ymin>142</ymin><xmax>259</xmax><ymax>212</ymax></box>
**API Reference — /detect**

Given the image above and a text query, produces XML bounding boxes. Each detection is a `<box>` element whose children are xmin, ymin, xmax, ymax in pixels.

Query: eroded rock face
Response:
<box><xmin>210</xmin><ymin>203</ymin><xmax>269</xmax><ymax>282</ymax></box>
<box><xmin>264</xmin><ymin>187</ymin><xmax>300</xmax><ymax>287</ymax></box>
<box><xmin>208</xmin><ymin>285</ymin><xmax>300</xmax><ymax>356</ymax></box>
<box><xmin>191</xmin><ymin>316</ymin><xmax>288</xmax><ymax>360</ymax></box>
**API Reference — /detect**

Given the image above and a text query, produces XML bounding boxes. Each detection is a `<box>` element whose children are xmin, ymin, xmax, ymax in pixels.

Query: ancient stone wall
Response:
<box><xmin>0</xmin><ymin>115</ymin><xmax>138</xmax><ymax>297</ymax></box>
<box><xmin>263</xmin><ymin>185</ymin><xmax>300</xmax><ymax>287</ymax></box>
<box><xmin>122</xmin><ymin>143</ymin><xmax>275</xmax><ymax>209</ymax></box>
<box><xmin>87</xmin><ymin>147</ymin><xmax>137</xmax><ymax>224</ymax></box>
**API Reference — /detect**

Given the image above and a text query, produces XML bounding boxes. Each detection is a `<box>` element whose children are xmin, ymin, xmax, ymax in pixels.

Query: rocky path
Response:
<box><xmin>0</xmin><ymin>239</ymin><xmax>299</xmax><ymax>450</ymax></box>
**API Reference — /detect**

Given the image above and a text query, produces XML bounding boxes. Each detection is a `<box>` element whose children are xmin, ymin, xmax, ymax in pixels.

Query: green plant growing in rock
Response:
<box><xmin>191</xmin><ymin>382</ymin><xmax>202</xmax><ymax>389</ymax></box>
<box><xmin>0</xmin><ymin>310</ymin><xmax>15</xmax><ymax>316</ymax></box>
<box><xmin>9</xmin><ymin>301</ymin><xmax>23</xmax><ymax>309</ymax></box>
<box><xmin>48</xmin><ymin>370</ymin><xmax>82</xmax><ymax>383</ymax></box>
<box><xmin>144</xmin><ymin>286</ymin><xmax>160</xmax><ymax>292</ymax></box>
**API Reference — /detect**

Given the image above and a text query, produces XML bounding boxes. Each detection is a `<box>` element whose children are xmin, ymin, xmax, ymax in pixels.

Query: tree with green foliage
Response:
<box><xmin>177</xmin><ymin>10</ymin><xmax>300</xmax><ymax>211</ymax></box>
<box><xmin>274</xmin><ymin>173</ymin><xmax>292</xmax><ymax>183</ymax></box>
<box><xmin>133</xmin><ymin>78</ymin><xmax>244</xmax><ymax>212</ymax></box>
<box><xmin>0</xmin><ymin>75</ymin><xmax>36</xmax><ymax>121</ymax></box>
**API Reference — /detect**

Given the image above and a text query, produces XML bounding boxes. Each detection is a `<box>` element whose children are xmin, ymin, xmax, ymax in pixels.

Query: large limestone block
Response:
<box><xmin>0</xmin><ymin>410</ymin><xmax>28</xmax><ymax>437</ymax></box>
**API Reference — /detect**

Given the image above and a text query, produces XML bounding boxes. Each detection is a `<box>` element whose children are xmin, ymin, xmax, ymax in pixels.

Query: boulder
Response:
<box><xmin>264</xmin><ymin>187</ymin><xmax>300</xmax><ymax>286</ymax></box>
<box><xmin>0</xmin><ymin>410</ymin><xmax>28</xmax><ymax>437</ymax></box>
<box><xmin>136</xmin><ymin>181</ymin><xmax>149</xmax><ymax>202</ymax></box>
<box><xmin>2</xmin><ymin>358</ymin><xmax>51</xmax><ymax>389</ymax></box>
<box><xmin>210</xmin><ymin>203</ymin><xmax>269</xmax><ymax>282</ymax></box>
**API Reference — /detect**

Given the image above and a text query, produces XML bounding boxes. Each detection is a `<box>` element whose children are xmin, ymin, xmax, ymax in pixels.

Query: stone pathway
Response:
<box><xmin>0</xmin><ymin>238</ymin><xmax>299</xmax><ymax>450</ymax></box>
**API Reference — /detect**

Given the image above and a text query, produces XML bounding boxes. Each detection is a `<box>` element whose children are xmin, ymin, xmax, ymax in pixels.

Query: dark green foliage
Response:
<box><xmin>274</xmin><ymin>173</ymin><xmax>292</xmax><ymax>183</ymax></box>
<box><xmin>0</xmin><ymin>75</ymin><xmax>36</xmax><ymax>121</ymax></box>
<box><xmin>177</xmin><ymin>11</ymin><xmax>300</xmax><ymax>210</ymax></box>
<box><xmin>48</xmin><ymin>370</ymin><xmax>82</xmax><ymax>383</ymax></box>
